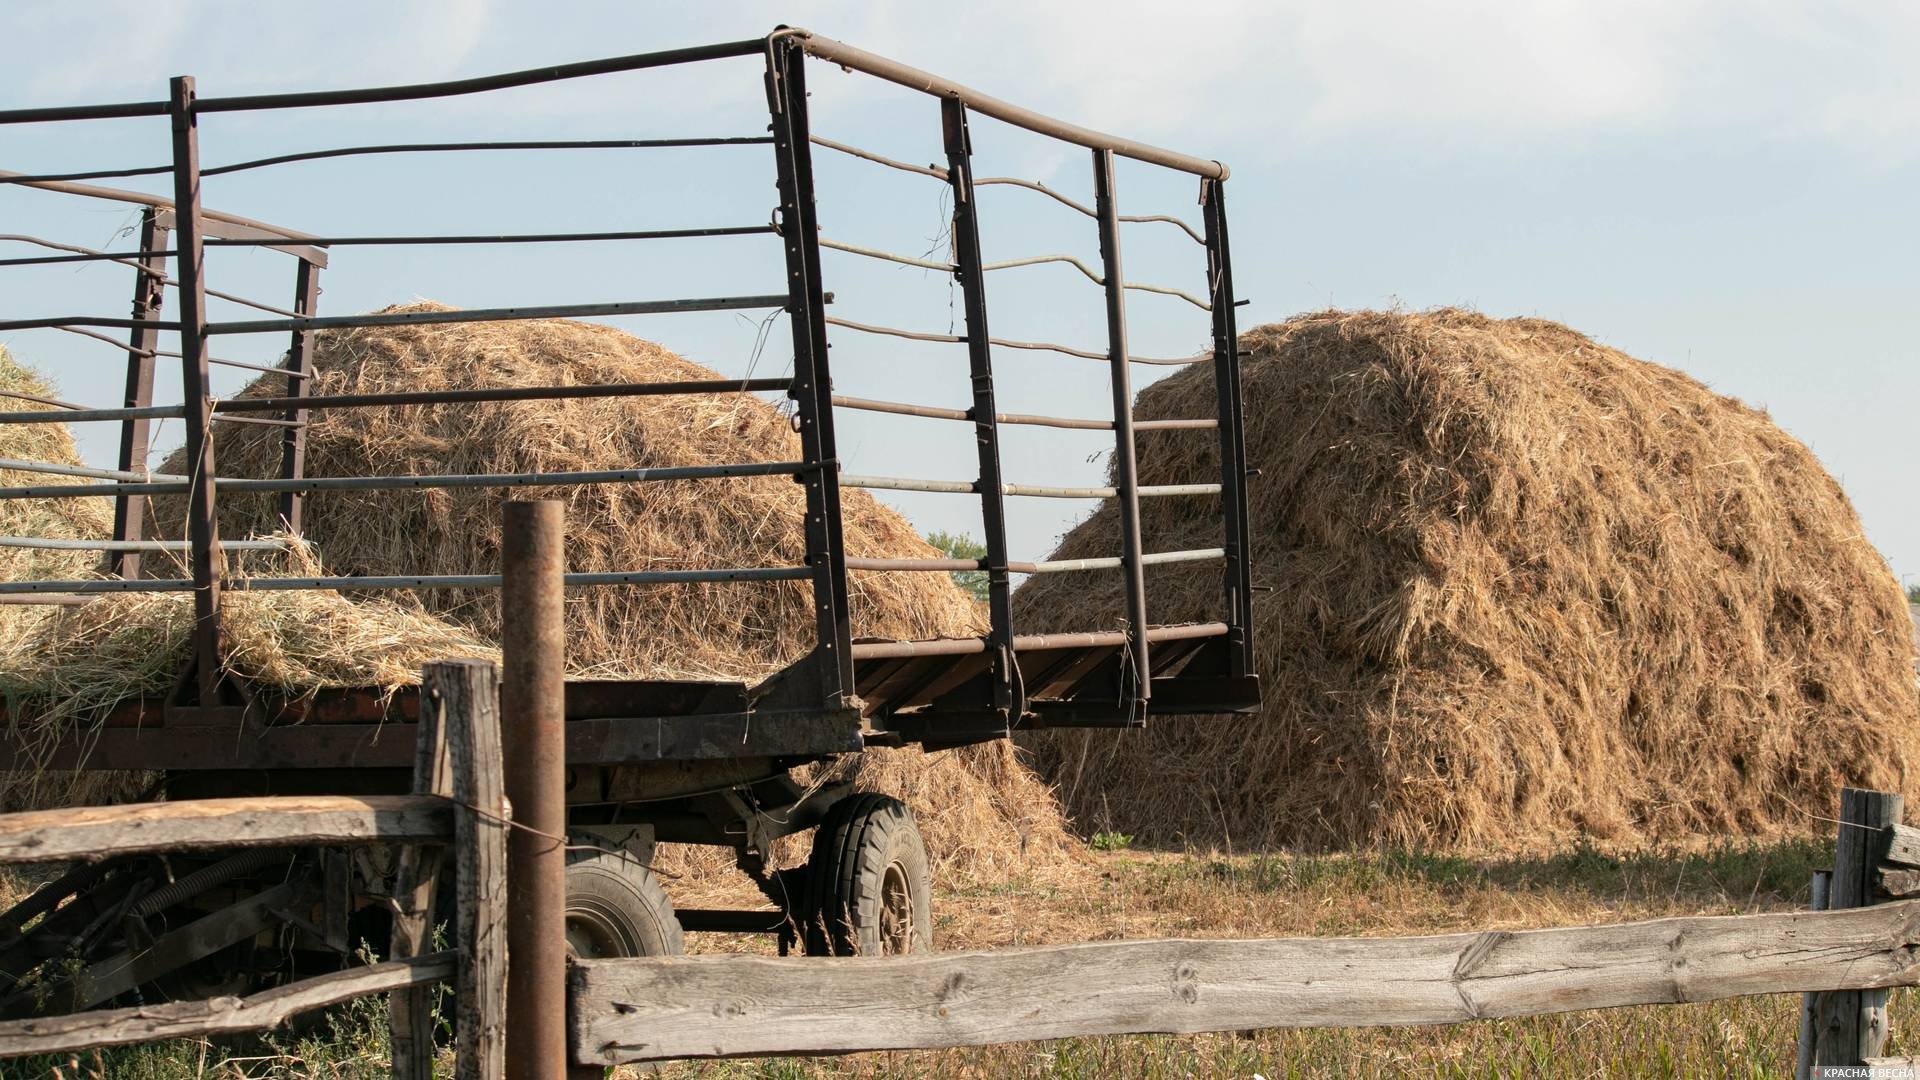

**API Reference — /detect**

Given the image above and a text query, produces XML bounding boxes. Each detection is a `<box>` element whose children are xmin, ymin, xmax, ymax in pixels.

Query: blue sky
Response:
<box><xmin>5</xmin><ymin>1</ymin><xmax>1917</xmax><ymax>582</ymax></box>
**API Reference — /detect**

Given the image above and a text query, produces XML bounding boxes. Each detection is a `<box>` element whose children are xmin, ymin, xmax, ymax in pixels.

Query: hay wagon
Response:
<box><xmin>0</xmin><ymin>29</ymin><xmax>1257</xmax><ymax>1013</ymax></box>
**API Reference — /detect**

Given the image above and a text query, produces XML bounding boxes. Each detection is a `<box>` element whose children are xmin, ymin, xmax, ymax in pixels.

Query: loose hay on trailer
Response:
<box><xmin>0</xmin><ymin>28</ymin><xmax>1258</xmax><ymax>1014</ymax></box>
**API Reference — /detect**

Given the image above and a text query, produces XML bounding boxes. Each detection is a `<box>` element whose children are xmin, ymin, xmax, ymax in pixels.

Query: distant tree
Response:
<box><xmin>1909</xmin><ymin>583</ymin><xmax>1920</xmax><ymax>606</ymax></box>
<box><xmin>926</xmin><ymin>530</ymin><xmax>989</xmax><ymax>602</ymax></box>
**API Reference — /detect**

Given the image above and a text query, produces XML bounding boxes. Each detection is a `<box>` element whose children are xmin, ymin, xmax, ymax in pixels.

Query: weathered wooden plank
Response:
<box><xmin>0</xmin><ymin>952</ymin><xmax>454</xmax><ymax>1059</ymax></box>
<box><xmin>571</xmin><ymin>901</ymin><xmax>1920</xmax><ymax>1065</ymax></box>
<box><xmin>0</xmin><ymin>794</ymin><xmax>451</xmax><ymax>864</ymax></box>
<box><xmin>1881</xmin><ymin>822</ymin><xmax>1920</xmax><ymax>869</ymax></box>
<box><xmin>1796</xmin><ymin>870</ymin><xmax>1832</xmax><ymax>1080</ymax></box>
<box><xmin>1879</xmin><ymin>868</ymin><xmax>1920</xmax><ymax>899</ymax></box>
<box><xmin>391</xmin><ymin>680</ymin><xmax>455</xmax><ymax>1080</ymax></box>
<box><xmin>438</xmin><ymin>659</ymin><xmax>508</xmax><ymax>1080</ymax></box>
<box><xmin>1814</xmin><ymin>788</ymin><xmax>1903</xmax><ymax>1067</ymax></box>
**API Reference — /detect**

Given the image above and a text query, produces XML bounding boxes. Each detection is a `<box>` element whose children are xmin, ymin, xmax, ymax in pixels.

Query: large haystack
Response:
<box><xmin>159</xmin><ymin>304</ymin><xmax>1071</xmax><ymax>882</ymax></box>
<box><xmin>1016</xmin><ymin>309</ymin><xmax>1920</xmax><ymax>850</ymax></box>
<box><xmin>0</xmin><ymin>349</ymin><xmax>108</xmax><ymax>648</ymax></box>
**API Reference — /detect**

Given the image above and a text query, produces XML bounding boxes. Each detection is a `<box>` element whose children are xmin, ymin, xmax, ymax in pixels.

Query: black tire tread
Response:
<box><xmin>803</xmin><ymin>793</ymin><xmax>930</xmax><ymax>955</ymax></box>
<box><xmin>565</xmin><ymin>833</ymin><xmax>683</xmax><ymax>957</ymax></box>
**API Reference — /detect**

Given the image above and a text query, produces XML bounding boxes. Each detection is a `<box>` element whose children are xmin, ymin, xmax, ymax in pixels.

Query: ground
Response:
<box><xmin>6</xmin><ymin>834</ymin><xmax>1905</xmax><ymax>1078</ymax></box>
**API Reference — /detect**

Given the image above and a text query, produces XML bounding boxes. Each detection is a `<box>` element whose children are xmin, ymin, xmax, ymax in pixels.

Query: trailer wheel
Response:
<box><xmin>564</xmin><ymin>837</ymin><xmax>683</xmax><ymax>959</ymax></box>
<box><xmin>803</xmin><ymin>793</ymin><xmax>932</xmax><ymax>956</ymax></box>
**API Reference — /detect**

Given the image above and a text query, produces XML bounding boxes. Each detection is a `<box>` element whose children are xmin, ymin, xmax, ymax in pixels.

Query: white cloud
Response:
<box><xmin>6</xmin><ymin>0</ymin><xmax>1916</xmax><ymax>160</ymax></box>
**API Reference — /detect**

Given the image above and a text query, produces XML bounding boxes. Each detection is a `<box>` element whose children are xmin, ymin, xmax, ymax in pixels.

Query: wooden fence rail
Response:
<box><xmin>570</xmin><ymin>899</ymin><xmax>1920</xmax><ymax>1064</ymax></box>
<box><xmin>0</xmin><ymin>794</ymin><xmax>452</xmax><ymax>863</ymax></box>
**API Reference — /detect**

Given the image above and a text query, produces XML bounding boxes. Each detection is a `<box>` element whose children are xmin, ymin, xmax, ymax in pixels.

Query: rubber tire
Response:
<box><xmin>565</xmin><ymin>836</ymin><xmax>683</xmax><ymax>959</ymax></box>
<box><xmin>803</xmin><ymin>793</ymin><xmax>932</xmax><ymax>956</ymax></box>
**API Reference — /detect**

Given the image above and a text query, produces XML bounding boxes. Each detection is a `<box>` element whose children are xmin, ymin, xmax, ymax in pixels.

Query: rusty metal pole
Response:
<box><xmin>501</xmin><ymin>500</ymin><xmax>567</xmax><ymax>1079</ymax></box>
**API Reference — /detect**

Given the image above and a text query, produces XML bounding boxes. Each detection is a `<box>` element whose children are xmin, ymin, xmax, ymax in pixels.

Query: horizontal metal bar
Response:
<box><xmin>840</xmin><ymin>474</ymin><xmax>974</xmax><ymax>495</ymax></box>
<box><xmin>0</xmin><ymin>389</ymin><xmax>81</xmax><ymax>410</ymax></box>
<box><xmin>0</xmin><ymin>316</ymin><xmax>179</xmax><ymax>333</ymax></box>
<box><xmin>200</xmin><ymin>137</ymin><xmax>774</xmax><ymax>176</ymax></box>
<box><xmin>0</xmin><ymin>577</ymin><xmax>193</xmax><ymax>594</ymax></box>
<box><xmin>1126</xmin><ymin>281</ymin><xmax>1212</xmax><ymax>311</ymax></box>
<box><xmin>0</xmin><ymin>404</ymin><xmax>185</xmax><ymax>424</ymax></box>
<box><xmin>0</xmin><ymin>233</ymin><xmax>315</xmax><ymax>315</ymax></box>
<box><xmin>846</xmin><ymin>621</ymin><xmax>1229</xmax><ymax>660</ymax></box>
<box><xmin>1023</xmin><ymin>547</ymin><xmax>1226</xmax><ymax>574</ymax></box>
<box><xmin>157</xmin><ymin>349</ymin><xmax>312</xmax><ymax>379</ymax></box>
<box><xmin>1015</xmin><ymin>621</ymin><xmax>1228</xmax><ymax>651</ymax></box>
<box><xmin>844</xmin><ymin>557</ymin><xmax>981</xmax><ymax>572</ymax></box>
<box><xmin>58</xmin><ymin>324</ymin><xmax>156</xmax><ymax>357</ymax></box>
<box><xmin>0</xmin><ymin>458</ymin><xmax>191</xmax><ymax>482</ymax></box>
<box><xmin>967</xmin><ymin>180</ymin><xmax>1205</xmax><ymax>241</ymax></box>
<box><xmin>0</xmin><ymin>171</ymin><xmax>326</xmax><ymax>252</ymax></box>
<box><xmin>0</xmin><ymin>460</ymin><xmax>810</xmax><ymax>500</ymax></box>
<box><xmin>0</xmin><ymin>100</ymin><xmax>169</xmax><ymax>125</ymax></box>
<box><xmin>228</xmin><ymin>567</ymin><xmax>815</xmax><ymax>590</ymax></box>
<box><xmin>819</xmin><ymin>237</ymin><xmax>955</xmax><ymax>272</ymax></box>
<box><xmin>1133</xmin><ymin>418</ymin><xmax>1218</xmax><ymax>431</ymax></box>
<box><xmin>988</xmin><ymin>336</ymin><xmax>1201</xmax><ymax>366</ymax></box>
<box><xmin>205</xmin><ymin>225</ymin><xmax>773</xmax><ymax>248</ymax></box>
<box><xmin>194</xmin><ymin>39</ymin><xmax>768</xmax><ymax>112</ymax></box>
<box><xmin>210</xmin><ymin>356</ymin><xmax>312</xmax><ymax>379</ymax></box>
<box><xmin>831</xmin><ymin>396</ymin><xmax>970</xmax><ymax>422</ymax></box>
<box><xmin>206</xmin><ymin>295</ymin><xmax>791</xmax><ymax>335</ymax></box>
<box><xmin>1119</xmin><ymin>213</ymin><xmax>1206</xmax><ymax>244</ymax></box>
<box><xmin>846</xmin><ymin>548</ymin><xmax>1225</xmax><ymax>575</ymax></box>
<box><xmin>0</xmin><ymin>248</ymin><xmax>173</xmax><ymax>269</ymax></box>
<box><xmin>983</xmin><ymin>252</ymin><xmax>1103</xmax><ymax>284</ymax></box>
<box><xmin>0</xmin><ymin>233</ymin><xmax>170</xmax><ymax>269</ymax></box>
<box><xmin>155</xmin><ymin>210</ymin><xmax>330</xmax><ymax>267</ymax></box>
<box><xmin>810</xmin><ymin>136</ymin><xmax>947</xmax><ymax>180</ymax></box>
<box><xmin>0</xmin><ymin>593</ymin><xmax>91</xmax><ymax>605</ymax></box>
<box><xmin>0</xmin><ymin>566</ymin><xmax>813</xmax><ymax>595</ymax></box>
<box><xmin>838</xmin><ymin>474</ymin><xmax>1220</xmax><ymax>499</ymax></box>
<box><xmin>791</xmin><ymin>31</ymin><xmax>1227</xmax><ymax>179</ymax></box>
<box><xmin>0</xmin><ymin>163</ymin><xmax>170</xmax><ymax>185</ymax></box>
<box><xmin>218</xmin><ymin>378</ymin><xmax>793</xmax><ymax>414</ymax></box>
<box><xmin>824</xmin><ymin>316</ymin><xmax>963</xmax><ymax>344</ymax></box>
<box><xmin>0</xmin><ymin>536</ymin><xmax>286</xmax><ymax>552</ymax></box>
<box><xmin>211</xmin><ymin>414</ymin><xmax>305</xmax><ymax>428</ymax></box>
<box><xmin>976</xmin><ymin>177</ymin><xmax>1093</xmax><ymax>217</ymax></box>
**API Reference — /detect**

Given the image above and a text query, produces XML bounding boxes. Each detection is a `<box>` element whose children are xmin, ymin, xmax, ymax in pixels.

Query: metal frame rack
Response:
<box><xmin>0</xmin><ymin>27</ymin><xmax>1258</xmax><ymax>776</ymax></box>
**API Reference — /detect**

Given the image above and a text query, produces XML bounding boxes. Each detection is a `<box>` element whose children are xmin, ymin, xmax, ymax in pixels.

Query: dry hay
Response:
<box><xmin>1016</xmin><ymin>309</ymin><xmax>1920</xmax><ymax>850</ymax></box>
<box><xmin>157</xmin><ymin>303</ymin><xmax>1074</xmax><ymax>884</ymax></box>
<box><xmin>0</xmin><ymin>349</ymin><xmax>109</xmax><ymax>649</ymax></box>
<box><xmin>0</xmin><ymin>539</ymin><xmax>498</xmax><ymax>811</ymax></box>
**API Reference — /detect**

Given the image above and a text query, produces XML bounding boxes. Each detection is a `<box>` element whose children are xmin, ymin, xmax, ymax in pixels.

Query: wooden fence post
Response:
<box><xmin>389</xmin><ymin>670</ymin><xmax>455</xmax><ymax>1080</ymax></box>
<box><xmin>1811</xmin><ymin>787</ymin><xmax>1903</xmax><ymax>1068</ymax></box>
<box><xmin>1795</xmin><ymin>870</ymin><xmax>1831</xmax><ymax>1080</ymax></box>
<box><xmin>433</xmin><ymin>659</ymin><xmax>509</xmax><ymax>1080</ymax></box>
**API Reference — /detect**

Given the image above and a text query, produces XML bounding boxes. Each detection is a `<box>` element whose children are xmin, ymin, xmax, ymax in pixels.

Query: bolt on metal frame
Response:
<box><xmin>0</xmin><ymin>26</ymin><xmax>1255</xmax><ymax>728</ymax></box>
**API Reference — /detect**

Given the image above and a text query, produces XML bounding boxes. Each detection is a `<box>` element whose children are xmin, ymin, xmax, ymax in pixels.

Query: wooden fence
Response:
<box><xmin>0</xmin><ymin>659</ymin><xmax>506</xmax><ymax>1077</ymax></box>
<box><xmin>3</xmin><ymin>661</ymin><xmax>1919</xmax><ymax>1078</ymax></box>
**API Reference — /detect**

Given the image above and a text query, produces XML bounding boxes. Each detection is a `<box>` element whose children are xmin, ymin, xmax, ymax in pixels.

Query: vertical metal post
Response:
<box><xmin>1202</xmin><ymin>178</ymin><xmax>1254</xmax><ymax>679</ymax></box>
<box><xmin>1092</xmin><ymin>149</ymin><xmax>1151</xmax><ymax>700</ymax></box>
<box><xmin>168</xmin><ymin>76</ymin><xmax>224</xmax><ymax>704</ymax></box>
<box><xmin>941</xmin><ymin>97</ymin><xmax>1019</xmax><ymax>723</ymax></box>
<box><xmin>766</xmin><ymin>40</ymin><xmax>853</xmax><ymax>706</ymax></box>
<box><xmin>109</xmin><ymin>208</ymin><xmax>169</xmax><ymax>578</ymax></box>
<box><xmin>276</xmin><ymin>259</ymin><xmax>320</xmax><ymax>532</ymax></box>
<box><xmin>501</xmin><ymin>500</ymin><xmax>568</xmax><ymax>1080</ymax></box>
